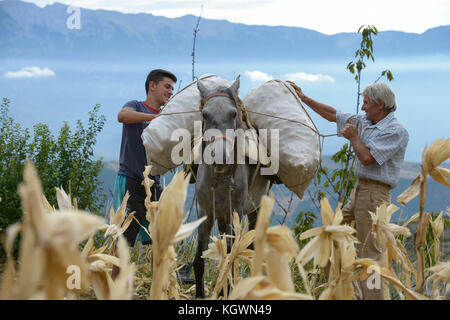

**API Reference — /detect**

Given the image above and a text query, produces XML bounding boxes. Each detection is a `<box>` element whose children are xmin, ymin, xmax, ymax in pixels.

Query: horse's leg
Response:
<box><xmin>194</xmin><ymin>210</ymin><xmax>213</xmax><ymax>299</ymax></box>
<box><xmin>217</xmin><ymin>215</ymin><xmax>233</xmax><ymax>297</ymax></box>
<box><xmin>247</xmin><ymin>209</ymin><xmax>258</xmax><ymax>231</ymax></box>
<box><xmin>241</xmin><ymin>210</ymin><xmax>257</xmax><ymax>251</ymax></box>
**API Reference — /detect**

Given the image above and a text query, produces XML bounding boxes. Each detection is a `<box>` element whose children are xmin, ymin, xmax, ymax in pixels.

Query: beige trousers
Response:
<box><xmin>342</xmin><ymin>178</ymin><xmax>390</xmax><ymax>300</ymax></box>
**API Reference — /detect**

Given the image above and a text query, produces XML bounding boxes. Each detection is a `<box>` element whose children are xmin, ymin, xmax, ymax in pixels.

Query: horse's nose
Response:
<box><xmin>209</xmin><ymin>136</ymin><xmax>234</xmax><ymax>165</ymax></box>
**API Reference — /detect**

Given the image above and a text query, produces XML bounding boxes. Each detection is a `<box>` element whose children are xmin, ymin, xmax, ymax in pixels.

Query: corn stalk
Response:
<box><xmin>396</xmin><ymin>138</ymin><xmax>450</xmax><ymax>293</ymax></box>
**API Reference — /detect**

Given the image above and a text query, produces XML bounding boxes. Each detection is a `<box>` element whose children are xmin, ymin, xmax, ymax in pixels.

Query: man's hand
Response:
<box><xmin>341</xmin><ymin>123</ymin><xmax>358</xmax><ymax>140</ymax></box>
<box><xmin>286</xmin><ymin>81</ymin><xmax>306</xmax><ymax>101</ymax></box>
<box><xmin>342</xmin><ymin>123</ymin><xmax>375</xmax><ymax>166</ymax></box>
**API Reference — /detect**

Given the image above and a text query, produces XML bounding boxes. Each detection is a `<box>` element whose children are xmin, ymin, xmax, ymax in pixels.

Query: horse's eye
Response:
<box><xmin>231</xmin><ymin>110</ymin><xmax>237</xmax><ymax>118</ymax></box>
<box><xmin>202</xmin><ymin>111</ymin><xmax>209</xmax><ymax>121</ymax></box>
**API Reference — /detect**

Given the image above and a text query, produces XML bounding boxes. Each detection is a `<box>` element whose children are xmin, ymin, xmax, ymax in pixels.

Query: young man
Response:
<box><xmin>112</xmin><ymin>69</ymin><xmax>176</xmax><ymax>278</ymax></box>
<box><xmin>289</xmin><ymin>81</ymin><xmax>409</xmax><ymax>299</ymax></box>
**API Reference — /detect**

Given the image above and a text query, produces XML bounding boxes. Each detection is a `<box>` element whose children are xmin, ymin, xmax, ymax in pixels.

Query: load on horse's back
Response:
<box><xmin>142</xmin><ymin>74</ymin><xmax>320</xmax><ymax>298</ymax></box>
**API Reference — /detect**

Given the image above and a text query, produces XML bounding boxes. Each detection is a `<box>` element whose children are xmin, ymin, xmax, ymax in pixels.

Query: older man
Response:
<box><xmin>289</xmin><ymin>81</ymin><xmax>409</xmax><ymax>299</ymax></box>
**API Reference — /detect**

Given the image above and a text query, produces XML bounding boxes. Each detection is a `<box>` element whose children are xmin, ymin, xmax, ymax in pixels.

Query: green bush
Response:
<box><xmin>0</xmin><ymin>98</ymin><xmax>106</xmax><ymax>261</ymax></box>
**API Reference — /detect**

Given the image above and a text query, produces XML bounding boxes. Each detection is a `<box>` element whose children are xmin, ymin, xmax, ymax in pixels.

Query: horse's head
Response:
<box><xmin>197</xmin><ymin>76</ymin><xmax>241</xmax><ymax>169</ymax></box>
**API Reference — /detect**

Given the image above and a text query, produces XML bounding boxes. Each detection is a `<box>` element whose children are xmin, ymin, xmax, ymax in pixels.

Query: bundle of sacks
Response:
<box><xmin>243</xmin><ymin>80</ymin><xmax>320</xmax><ymax>199</ymax></box>
<box><xmin>142</xmin><ymin>75</ymin><xmax>320</xmax><ymax>199</ymax></box>
<box><xmin>142</xmin><ymin>74</ymin><xmax>228</xmax><ymax>175</ymax></box>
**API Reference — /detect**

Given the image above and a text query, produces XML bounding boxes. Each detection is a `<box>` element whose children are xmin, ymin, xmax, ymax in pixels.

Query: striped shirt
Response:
<box><xmin>336</xmin><ymin>111</ymin><xmax>409</xmax><ymax>188</ymax></box>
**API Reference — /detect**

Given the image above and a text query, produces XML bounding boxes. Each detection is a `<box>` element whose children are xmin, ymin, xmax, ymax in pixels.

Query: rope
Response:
<box><xmin>212</xmin><ymin>187</ymin><xmax>217</xmax><ymax>236</ymax></box>
<box><xmin>156</xmin><ymin>110</ymin><xmax>201</xmax><ymax>117</ymax></box>
<box><xmin>162</xmin><ymin>74</ymin><xmax>216</xmax><ymax>109</ymax></box>
<box><xmin>240</xmin><ymin>109</ymin><xmax>337</xmax><ymax>139</ymax></box>
<box><xmin>154</xmin><ymin>78</ymin><xmax>366</xmax><ymax>206</ymax></box>
<box><xmin>228</xmin><ymin>187</ymin><xmax>233</xmax><ymax>239</ymax></box>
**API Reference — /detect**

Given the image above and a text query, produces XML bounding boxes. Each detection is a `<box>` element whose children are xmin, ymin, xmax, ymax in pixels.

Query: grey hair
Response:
<box><xmin>362</xmin><ymin>82</ymin><xmax>397</xmax><ymax>112</ymax></box>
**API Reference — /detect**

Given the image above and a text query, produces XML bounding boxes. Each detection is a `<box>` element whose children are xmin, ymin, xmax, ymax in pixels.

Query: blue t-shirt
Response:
<box><xmin>118</xmin><ymin>100</ymin><xmax>161</xmax><ymax>187</ymax></box>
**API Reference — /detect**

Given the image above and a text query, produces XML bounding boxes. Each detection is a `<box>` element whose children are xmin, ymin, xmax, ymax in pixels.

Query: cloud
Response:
<box><xmin>4</xmin><ymin>66</ymin><xmax>56</xmax><ymax>79</ymax></box>
<box><xmin>244</xmin><ymin>70</ymin><xmax>273</xmax><ymax>82</ymax></box>
<box><xmin>284</xmin><ymin>72</ymin><xmax>335</xmax><ymax>83</ymax></box>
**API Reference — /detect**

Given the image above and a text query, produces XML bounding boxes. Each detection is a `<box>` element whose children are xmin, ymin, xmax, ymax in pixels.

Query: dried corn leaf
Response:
<box><xmin>55</xmin><ymin>187</ymin><xmax>72</xmax><ymax>210</ymax></box>
<box><xmin>354</xmin><ymin>259</ymin><xmax>427</xmax><ymax>300</ymax></box>
<box><xmin>428</xmin><ymin>262</ymin><xmax>450</xmax><ymax>283</ymax></box>
<box><xmin>13</xmin><ymin>162</ymin><xmax>105</xmax><ymax>299</ymax></box>
<box><xmin>107</xmin><ymin>236</ymin><xmax>135</xmax><ymax>300</ymax></box>
<box><xmin>150</xmin><ymin>171</ymin><xmax>205</xmax><ymax>300</ymax></box>
<box><xmin>229</xmin><ymin>276</ymin><xmax>312</xmax><ymax>300</ymax></box>
<box><xmin>251</xmin><ymin>195</ymin><xmax>274</xmax><ymax>277</ymax></box>
<box><xmin>173</xmin><ymin>216</ymin><xmax>207</xmax><ymax>243</ymax></box>
<box><xmin>0</xmin><ymin>223</ymin><xmax>21</xmax><ymax>299</ymax></box>
<box><xmin>297</xmin><ymin>198</ymin><xmax>357</xmax><ymax>268</ymax></box>
<box><xmin>370</xmin><ymin>203</ymin><xmax>415</xmax><ymax>276</ymax></box>
<box><xmin>265</xmin><ymin>226</ymin><xmax>299</xmax><ymax>292</ymax></box>
<box><xmin>430</xmin><ymin>212</ymin><xmax>445</xmax><ymax>241</ymax></box>
<box><xmin>397</xmin><ymin>138</ymin><xmax>450</xmax><ymax>205</ymax></box>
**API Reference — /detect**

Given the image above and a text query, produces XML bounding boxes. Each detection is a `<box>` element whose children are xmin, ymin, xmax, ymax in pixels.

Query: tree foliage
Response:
<box><xmin>0</xmin><ymin>98</ymin><xmax>107</xmax><ymax>251</ymax></box>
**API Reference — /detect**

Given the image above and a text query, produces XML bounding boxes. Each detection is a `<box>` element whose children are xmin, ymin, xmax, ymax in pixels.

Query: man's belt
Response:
<box><xmin>358</xmin><ymin>178</ymin><xmax>391</xmax><ymax>189</ymax></box>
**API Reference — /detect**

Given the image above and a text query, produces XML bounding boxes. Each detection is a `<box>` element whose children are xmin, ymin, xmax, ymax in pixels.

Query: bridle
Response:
<box><xmin>201</xmin><ymin>91</ymin><xmax>242</xmax><ymax>178</ymax></box>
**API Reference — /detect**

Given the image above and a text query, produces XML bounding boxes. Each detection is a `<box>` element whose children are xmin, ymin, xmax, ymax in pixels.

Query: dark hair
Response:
<box><xmin>145</xmin><ymin>69</ymin><xmax>177</xmax><ymax>95</ymax></box>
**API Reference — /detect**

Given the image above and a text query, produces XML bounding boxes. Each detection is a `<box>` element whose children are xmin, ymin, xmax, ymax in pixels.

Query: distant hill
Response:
<box><xmin>1</xmin><ymin>0</ymin><xmax>449</xmax><ymax>61</ymax></box>
<box><xmin>99</xmin><ymin>157</ymin><xmax>450</xmax><ymax>226</ymax></box>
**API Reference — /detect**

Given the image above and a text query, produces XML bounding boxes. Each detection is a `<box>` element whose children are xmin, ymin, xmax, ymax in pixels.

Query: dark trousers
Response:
<box><xmin>123</xmin><ymin>176</ymin><xmax>162</xmax><ymax>247</ymax></box>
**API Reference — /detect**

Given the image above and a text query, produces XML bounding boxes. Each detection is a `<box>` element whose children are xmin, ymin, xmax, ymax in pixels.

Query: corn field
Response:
<box><xmin>0</xmin><ymin>138</ymin><xmax>449</xmax><ymax>300</ymax></box>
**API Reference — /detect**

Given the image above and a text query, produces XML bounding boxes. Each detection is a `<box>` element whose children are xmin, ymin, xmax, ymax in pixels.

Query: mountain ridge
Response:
<box><xmin>1</xmin><ymin>0</ymin><xmax>449</xmax><ymax>61</ymax></box>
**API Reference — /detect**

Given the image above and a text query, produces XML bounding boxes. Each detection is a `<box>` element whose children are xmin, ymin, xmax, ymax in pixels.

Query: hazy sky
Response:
<box><xmin>21</xmin><ymin>0</ymin><xmax>450</xmax><ymax>35</ymax></box>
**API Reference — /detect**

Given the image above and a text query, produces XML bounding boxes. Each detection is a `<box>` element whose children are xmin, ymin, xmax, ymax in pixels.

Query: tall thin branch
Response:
<box><xmin>191</xmin><ymin>5</ymin><xmax>203</xmax><ymax>81</ymax></box>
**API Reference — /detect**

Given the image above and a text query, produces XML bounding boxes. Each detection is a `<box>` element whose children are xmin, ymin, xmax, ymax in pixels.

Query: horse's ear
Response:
<box><xmin>197</xmin><ymin>79</ymin><xmax>208</xmax><ymax>98</ymax></box>
<box><xmin>229</xmin><ymin>75</ymin><xmax>240</xmax><ymax>96</ymax></box>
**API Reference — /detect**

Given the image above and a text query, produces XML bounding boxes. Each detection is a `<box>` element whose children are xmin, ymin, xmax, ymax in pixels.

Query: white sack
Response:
<box><xmin>243</xmin><ymin>80</ymin><xmax>320</xmax><ymax>199</ymax></box>
<box><xmin>142</xmin><ymin>74</ymin><xmax>230</xmax><ymax>175</ymax></box>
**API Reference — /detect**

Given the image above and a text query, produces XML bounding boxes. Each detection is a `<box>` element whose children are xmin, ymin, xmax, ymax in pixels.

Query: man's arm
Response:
<box><xmin>118</xmin><ymin>107</ymin><xmax>158</xmax><ymax>124</ymax></box>
<box><xmin>341</xmin><ymin>123</ymin><xmax>375</xmax><ymax>166</ymax></box>
<box><xmin>287</xmin><ymin>81</ymin><xmax>337</xmax><ymax>122</ymax></box>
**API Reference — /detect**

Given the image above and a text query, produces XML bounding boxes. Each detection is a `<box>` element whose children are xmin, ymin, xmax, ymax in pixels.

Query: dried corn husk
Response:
<box><xmin>229</xmin><ymin>276</ymin><xmax>312</xmax><ymax>300</ymax></box>
<box><xmin>428</xmin><ymin>262</ymin><xmax>450</xmax><ymax>284</ymax></box>
<box><xmin>150</xmin><ymin>170</ymin><xmax>206</xmax><ymax>300</ymax></box>
<box><xmin>251</xmin><ymin>195</ymin><xmax>275</xmax><ymax>276</ymax></box>
<box><xmin>103</xmin><ymin>192</ymin><xmax>135</xmax><ymax>242</ymax></box>
<box><xmin>370</xmin><ymin>203</ymin><xmax>415</xmax><ymax>274</ymax></box>
<box><xmin>227</xmin><ymin>195</ymin><xmax>313</xmax><ymax>300</ymax></box>
<box><xmin>203</xmin><ymin>212</ymin><xmax>256</xmax><ymax>299</ymax></box>
<box><xmin>0</xmin><ymin>223</ymin><xmax>21</xmax><ymax>299</ymax></box>
<box><xmin>395</xmin><ymin>138</ymin><xmax>449</xmax><ymax>293</ymax></box>
<box><xmin>397</xmin><ymin>138</ymin><xmax>450</xmax><ymax>205</ymax></box>
<box><xmin>297</xmin><ymin>198</ymin><xmax>357</xmax><ymax>267</ymax></box>
<box><xmin>80</xmin><ymin>236</ymin><xmax>114</xmax><ymax>300</ymax></box>
<box><xmin>429</xmin><ymin>212</ymin><xmax>446</xmax><ymax>298</ymax></box>
<box><xmin>369</xmin><ymin>203</ymin><xmax>417</xmax><ymax>299</ymax></box>
<box><xmin>55</xmin><ymin>187</ymin><xmax>72</xmax><ymax>210</ymax></box>
<box><xmin>106</xmin><ymin>236</ymin><xmax>136</xmax><ymax>300</ymax></box>
<box><xmin>5</xmin><ymin>161</ymin><xmax>105</xmax><ymax>300</ymax></box>
<box><xmin>430</xmin><ymin>212</ymin><xmax>445</xmax><ymax>264</ymax></box>
<box><xmin>265</xmin><ymin>226</ymin><xmax>299</xmax><ymax>292</ymax></box>
<box><xmin>141</xmin><ymin>165</ymin><xmax>156</xmax><ymax>235</ymax></box>
<box><xmin>334</xmin><ymin>242</ymin><xmax>358</xmax><ymax>300</ymax></box>
<box><xmin>354</xmin><ymin>259</ymin><xmax>428</xmax><ymax>300</ymax></box>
